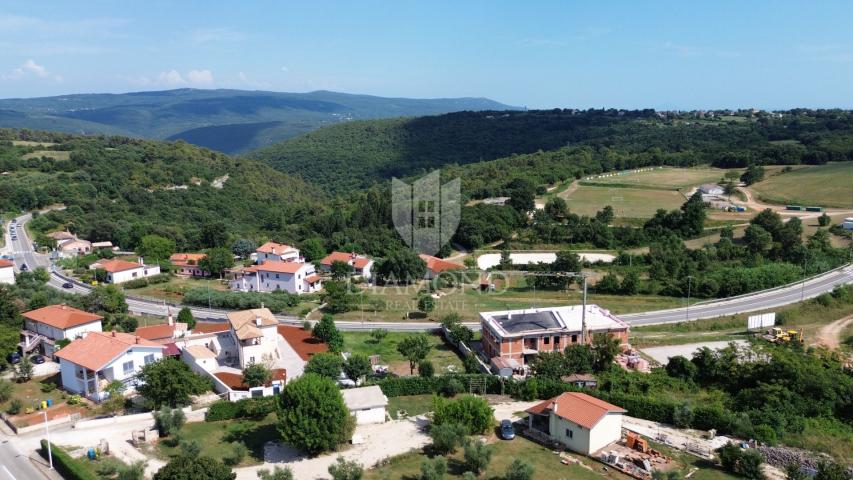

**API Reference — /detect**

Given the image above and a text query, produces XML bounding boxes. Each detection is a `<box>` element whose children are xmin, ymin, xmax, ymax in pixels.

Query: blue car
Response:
<box><xmin>500</xmin><ymin>419</ymin><xmax>515</xmax><ymax>440</ymax></box>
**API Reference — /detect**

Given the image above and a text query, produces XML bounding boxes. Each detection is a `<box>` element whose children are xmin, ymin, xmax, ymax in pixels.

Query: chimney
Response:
<box><xmin>255</xmin><ymin>316</ymin><xmax>262</xmax><ymax>326</ymax></box>
<box><xmin>138</xmin><ymin>256</ymin><xmax>144</xmax><ymax>265</ymax></box>
<box><xmin>136</xmin><ymin>336</ymin><xmax>140</xmax><ymax>344</ymax></box>
<box><xmin>167</xmin><ymin>309</ymin><xmax>174</xmax><ymax>326</ymax></box>
<box><xmin>112</xmin><ymin>331</ymin><xmax>116</xmax><ymax>337</ymax></box>
<box><xmin>551</xmin><ymin>400</ymin><xmax>558</xmax><ymax>413</ymax></box>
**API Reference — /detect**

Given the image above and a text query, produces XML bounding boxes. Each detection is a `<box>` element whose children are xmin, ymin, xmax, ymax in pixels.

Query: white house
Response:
<box><xmin>419</xmin><ymin>254</ymin><xmax>463</xmax><ymax>280</ymax></box>
<box><xmin>0</xmin><ymin>259</ymin><xmax>13</xmax><ymax>285</ymax></box>
<box><xmin>318</xmin><ymin>251</ymin><xmax>374</xmax><ymax>280</ymax></box>
<box><xmin>843</xmin><ymin>217</ymin><xmax>853</xmax><ymax>231</ymax></box>
<box><xmin>58</xmin><ymin>239</ymin><xmax>92</xmax><ymax>257</ymax></box>
<box><xmin>91</xmin><ymin>258</ymin><xmax>161</xmax><ymax>284</ymax></box>
<box><xmin>169</xmin><ymin>253</ymin><xmax>208</xmax><ymax>277</ymax></box>
<box><xmin>230</xmin><ymin>260</ymin><xmax>322</xmax><ymax>295</ymax></box>
<box><xmin>21</xmin><ymin>304</ymin><xmax>104</xmax><ymax>357</ymax></box>
<box><xmin>256</xmin><ymin>242</ymin><xmax>301</xmax><ymax>263</ymax></box>
<box><xmin>525</xmin><ymin>392</ymin><xmax>626</xmax><ymax>455</ymax></box>
<box><xmin>226</xmin><ymin>308</ymin><xmax>281</xmax><ymax>368</ymax></box>
<box><xmin>341</xmin><ymin>385</ymin><xmax>389</xmax><ymax>425</ymax></box>
<box><xmin>55</xmin><ymin>331</ymin><xmax>164</xmax><ymax>402</ymax></box>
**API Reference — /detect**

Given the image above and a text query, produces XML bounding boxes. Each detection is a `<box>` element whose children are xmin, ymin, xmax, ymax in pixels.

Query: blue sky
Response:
<box><xmin>1</xmin><ymin>1</ymin><xmax>853</xmax><ymax>109</ymax></box>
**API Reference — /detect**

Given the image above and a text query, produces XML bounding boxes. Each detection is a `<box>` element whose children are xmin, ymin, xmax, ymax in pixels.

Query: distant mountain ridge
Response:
<box><xmin>0</xmin><ymin>88</ymin><xmax>518</xmax><ymax>153</ymax></box>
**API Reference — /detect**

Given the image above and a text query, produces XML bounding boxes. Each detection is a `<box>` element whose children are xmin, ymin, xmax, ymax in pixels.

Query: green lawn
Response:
<box><xmin>565</xmin><ymin>184</ymin><xmax>687</xmax><ymax>218</ymax></box>
<box><xmin>365</xmin><ymin>435</ymin><xmax>633</xmax><ymax>480</ymax></box>
<box><xmin>126</xmin><ymin>276</ymin><xmax>229</xmax><ymax>302</ymax></box>
<box><xmin>156</xmin><ymin>415</ymin><xmax>279</xmax><ymax>467</ymax></box>
<box><xmin>2</xmin><ymin>374</ymin><xmax>69</xmax><ymax>413</ymax></box>
<box><xmin>583</xmin><ymin>167</ymin><xmax>734</xmax><ymax>190</ymax></box>
<box><xmin>750</xmin><ymin>162</ymin><xmax>853</xmax><ymax>208</ymax></box>
<box><xmin>328</xmin><ymin>277</ymin><xmax>682</xmax><ymax>324</ymax></box>
<box><xmin>343</xmin><ymin>332</ymin><xmax>464</xmax><ymax>374</ymax></box>
<box><xmin>387</xmin><ymin>394</ymin><xmax>437</xmax><ymax>419</ymax></box>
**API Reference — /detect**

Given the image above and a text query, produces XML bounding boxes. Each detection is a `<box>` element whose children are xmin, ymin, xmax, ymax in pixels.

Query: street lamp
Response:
<box><xmin>42</xmin><ymin>410</ymin><xmax>53</xmax><ymax>469</ymax></box>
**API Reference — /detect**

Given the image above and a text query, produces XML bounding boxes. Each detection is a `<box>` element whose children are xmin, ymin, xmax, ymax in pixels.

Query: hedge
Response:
<box><xmin>206</xmin><ymin>396</ymin><xmax>277</xmax><ymax>421</ymax></box>
<box><xmin>123</xmin><ymin>273</ymin><xmax>171</xmax><ymax>289</ymax></box>
<box><xmin>40</xmin><ymin>439</ymin><xmax>97</xmax><ymax>480</ymax></box>
<box><xmin>184</xmin><ymin>288</ymin><xmax>298</xmax><ymax>313</ymax></box>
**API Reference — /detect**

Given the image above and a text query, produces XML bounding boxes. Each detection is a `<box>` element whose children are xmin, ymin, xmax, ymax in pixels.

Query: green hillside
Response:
<box><xmin>0</xmin><ymin>129</ymin><xmax>320</xmax><ymax>251</ymax></box>
<box><xmin>249</xmin><ymin>109</ymin><xmax>853</xmax><ymax>194</ymax></box>
<box><xmin>0</xmin><ymin>89</ymin><xmax>515</xmax><ymax>154</ymax></box>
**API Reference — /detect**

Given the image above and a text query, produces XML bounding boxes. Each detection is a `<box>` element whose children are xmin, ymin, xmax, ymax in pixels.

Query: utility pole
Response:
<box><xmin>581</xmin><ymin>274</ymin><xmax>588</xmax><ymax>344</ymax></box>
<box><xmin>43</xmin><ymin>410</ymin><xmax>53</xmax><ymax>469</ymax></box>
<box><xmin>685</xmin><ymin>275</ymin><xmax>693</xmax><ymax>322</ymax></box>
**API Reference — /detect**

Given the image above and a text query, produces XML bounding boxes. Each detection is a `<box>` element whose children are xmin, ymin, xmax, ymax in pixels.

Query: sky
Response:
<box><xmin>1</xmin><ymin>1</ymin><xmax>853</xmax><ymax>109</ymax></box>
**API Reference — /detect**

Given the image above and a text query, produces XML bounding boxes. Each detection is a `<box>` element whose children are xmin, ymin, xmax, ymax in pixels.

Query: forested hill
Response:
<box><xmin>0</xmin><ymin>89</ymin><xmax>516</xmax><ymax>154</ymax></box>
<box><xmin>249</xmin><ymin>109</ymin><xmax>853</xmax><ymax>194</ymax></box>
<box><xmin>0</xmin><ymin>129</ymin><xmax>321</xmax><ymax>251</ymax></box>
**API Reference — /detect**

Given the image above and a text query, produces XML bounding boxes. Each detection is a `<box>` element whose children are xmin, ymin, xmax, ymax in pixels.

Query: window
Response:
<box><xmin>122</xmin><ymin>360</ymin><xmax>134</xmax><ymax>375</ymax></box>
<box><xmin>543</xmin><ymin>337</ymin><xmax>550</xmax><ymax>345</ymax></box>
<box><xmin>249</xmin><ymin>356</ymin><xmax>255</xmax><ymax>363</ymax></box>
<box><xmin>554</xmin><ymin>336</ymin><xmax>560</xmax><ymax>345</ymax></box>
<box><xmin>132</xmin><ymin>272</ymin><xmax>138</xmax><ymax>278</ymax></box>
<box><xmin>571</xmin><ymin>334</ymin><xmax>578</xmax><ymax>343</ymax></box>
<box><xmin>276</xmin><ymin>274</ymin><xmax>279</xmax><ymax>279</ymax></box>
<box><xmin>566</xmin><ymin>429</ymin><xmax>573</xmax><ymax>438</ymax></box>
<box><xmin>144</xmin><ymin>354</ymin><xmax>155</xmax><ymax>365</ymax></box>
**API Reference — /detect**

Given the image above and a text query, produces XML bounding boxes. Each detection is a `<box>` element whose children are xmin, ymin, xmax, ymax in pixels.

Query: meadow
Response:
<box><xmin>750</xmin><ymin>162</ymin><xmax>853</xmax><ymax>208</ymax></box>
<box><xmin>564</xmin><ymin>184</ymin><xmax>687</xmax><ymax>218</ymax></box>
<box><xmin>582</xmin><ymin>166</ymin><xmax>733</xmax><ymax>190</ymax></box>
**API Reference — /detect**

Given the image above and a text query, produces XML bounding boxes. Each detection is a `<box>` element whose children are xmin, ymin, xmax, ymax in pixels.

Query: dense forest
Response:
<box><xmin>249</xmin><ymin>108</ymin><xmax>853</xmax><ymax>194</ymax></box>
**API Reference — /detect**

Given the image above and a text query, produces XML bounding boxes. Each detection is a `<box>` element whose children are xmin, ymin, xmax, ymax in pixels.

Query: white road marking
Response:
<box><xmin>1</xmin><ymin>465</ymin><xmax>17</xmax><ymax>480</ymax></box>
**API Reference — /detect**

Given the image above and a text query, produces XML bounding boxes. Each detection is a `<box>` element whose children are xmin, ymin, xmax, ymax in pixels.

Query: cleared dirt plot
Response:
<box><xmin>750</xmin><ymin>162</ymin><xmax>853</xmax><ymax>208</ymax></box>
<box><xmin>11</xmin><ymin>140</ymin><xmax>56</xmax><ymax>147</ymax></box>
<box><xmin>565</xmin><ymin>184</ymin><xmax>686</xmax><ymax>218</ymax></box>
<box><xmin>584</xmin><ymin>166</ymin><xmax>733</xmax><ymax>190</ymax></box>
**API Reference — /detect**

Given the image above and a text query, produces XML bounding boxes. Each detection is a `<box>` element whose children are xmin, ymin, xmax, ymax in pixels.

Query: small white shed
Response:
<box><xmin>341</xmin><ymin>385</ymin><xmax>388</xmax><ymax>425</ymax></box>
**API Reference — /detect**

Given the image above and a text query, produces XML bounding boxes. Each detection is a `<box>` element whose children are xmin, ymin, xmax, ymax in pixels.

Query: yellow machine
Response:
<box><xmin>762</xmin><ymin>327</ymin><xmax>803</xmax><ymax>344</ymax></box>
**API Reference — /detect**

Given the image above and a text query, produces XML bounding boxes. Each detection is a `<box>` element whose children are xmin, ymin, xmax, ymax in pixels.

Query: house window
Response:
<box><xmin>144</xmin><ymin>354</ymin><xmax>155</xmax><ymax>365</ymax></box>
<box><xmin>132</xmin><ymin>272</ymin><xmax>138</xmax><ymax>278</ymax></box>
<box><xmin>122</xmin><ymin>360</ymin><xmax>134</xmax><ymax>375</ymax></box>
<box><xmin>554</xmin><ymin>336</ymin><xmax>560</xmax><ymax>345</ymax></box>
<box><xmin>250</xmin><ymin>356</ymin><xmax>255</xmax><ymax>363</ymax></box>
<box><xmin>571</xmin><ymin>334</ymin><xmax>578</xmax><ymax>343</ymax></box>
<box><xmin>543</xmin><ymin>337</ymin><xmax>550</xmax><ymax>345</ymax></box>
<box><xmin>276</xmin><ymin>274</ymin><xmax>279</xmax><ymax>279</ymax></box>
<box><xmin>566</xmin><ymin>428</ymin><xmax>573</xmax><ymax>438</ymax></box>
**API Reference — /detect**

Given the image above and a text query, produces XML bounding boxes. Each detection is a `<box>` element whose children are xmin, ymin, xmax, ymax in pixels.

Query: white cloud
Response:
<box><xmin>186</xmin><ymin>69</ymin><xmax>214</xmax><ymax>85</ymax></box>
<box><xmin>1</xmin><ymin>59</ymin><xmax>62</xmax><ymax>82</ymax></box>
<box><xmin>189</xmin><ymin>27</ymin><xmax>245</xmax><ymax>45</ymax></box>
<box><xmin>235</xmin><ymin>71</ymin><xmax>268</xmax><ymax>89</ymax></box>
<box><xmin>158</xmin><ymin>69</ymin><xmax>186</xmax><ymax>86</ymax></box>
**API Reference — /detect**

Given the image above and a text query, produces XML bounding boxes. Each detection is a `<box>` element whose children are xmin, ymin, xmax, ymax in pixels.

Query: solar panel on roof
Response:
<box><xmin>494</xmin><ymin>310</ymin><xmax>561</xmax><ymax>333</ymax></box>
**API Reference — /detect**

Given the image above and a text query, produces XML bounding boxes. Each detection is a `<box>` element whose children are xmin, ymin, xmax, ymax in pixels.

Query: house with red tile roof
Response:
<box><xmin>256</xmin><ymin>242</ymin><xmax>301</xmax><ymax>263</ymax></box>
<box><xmin>21</xmin><ymin>305</ymin><xmax>103</xmax><ymax>357</ymax></box>
<box><xmin>229</xmin><ymin>260</ymin><xmax>321</xmax><ymax>294</ymax></box>
<box><xmin>169</xmin><ymin>253</ymin><xmax>209</xmax><ymax>277</ymax></box>
<box><xmin>0</xmin><ymin>259</ymin><xmax>13</xmax><ymax>285</ymax></box>
<box><xmin>90</xmin><ymin>258</ymin><xmax>161</xmax><ymax>284</ymax></box>
<box><xmin>55</xmin><ymin>331</ymin><xmax>164</xmax><ymax>402</ymax></box>
<box><xmin>525</xmin><ymin>392</ymin><xmax>626</xmax><ymax>454</ymax></box>
<box><xmin>318</xmin><ymin>251</ymin><xmax>374</xmax><ymax>280</ymax></box>
<box><xmin>418</xmin><ymin>254</ymin><xmax>463</xmax><ymax>280</ymax></box>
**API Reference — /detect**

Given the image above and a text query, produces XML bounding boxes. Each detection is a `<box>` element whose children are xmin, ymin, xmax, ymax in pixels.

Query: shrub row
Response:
<box><xmin>184</xmin><ymin>288</ymin><xmax>298</xmax><ymax>313</ymax></box>
<box><xmin>122</xmin><ymin>273</ymin><xmax>171</xmax><ymax>289</ymax></box>
<box><xmin>40</xmin><ymin>439</ymin><xmax>97</xmax><ymax>480</ymax></box>
<box><xmin>205</xmin><ymin>396</ymin><xmax>277</xmax><ymax>422</ymax></box>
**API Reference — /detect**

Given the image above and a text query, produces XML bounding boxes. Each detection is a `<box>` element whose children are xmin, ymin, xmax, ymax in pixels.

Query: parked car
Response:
<box><xmin>62</xmin><ymin>282</ymin><xmax>74</xmax><ymax>289</ymax></box>
<box><xmin>7</xmin><ymin>352</ymin><xmax>21</xmax><ymax>364</ymax></box>
<box><xmin>500</xmin><ymin>419</ymin><xmax>515</xmax><ymax>440</ymax></box>
<box><xmin>19</xmin><ymin>263</ymin><xmax>28</xmax><ymax>271</ymax></box>
<box><xmin>31</xmin><ymin>354</ymin><xmax>45</xmax><ymax>364</ymax></box>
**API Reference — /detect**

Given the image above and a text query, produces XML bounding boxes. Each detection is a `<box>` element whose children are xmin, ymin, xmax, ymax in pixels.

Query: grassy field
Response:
<box><xmin>155</xmin><ymin>415</ymin><xmax>278</xmax><ymax>467</ymax></box>
<box><xmin>365</xmin><ymin>435</ymin><xmax>634</xmax><ymax>480</ymax></box>
<box><xmin>343</xmin><ymin>331</ymin><xmax>464</xmax><ymax>374</ymax></box>
<box><xmin>387</xmin><ymin>394</ymin><xmax>437</xmax><ymax>419</ymax></box>
<box><xmin>327</xmin><ymin>278</ymin><xmax>682</xmax><ymax>324</ymax></box>
<box><xmin>583</xmin><ymin>166</ymin><xmax>733</xmax><ymax>190</ymax></box>
<box><xmin>21</xmin><ymin>150</ymin><xmax>71</xmax><ymax>161</ymax></box>
<box><xmin>750</xmin><ymin>162</ymin><xmax>853</xmax><ymax>208</ymax></box>
<box><xmin>125</xmin><ymin>276</ymin><xmax>229</xmax><ymax>301</ymax></box>
<box><xmin>565</xmin><ymin>184</ymin><xmax>686</xmax><ymax>218</ymax></box>
<box><xmin>11</xmin><ymin>140</ymin><xmax>56</xmax><ymax>147</ymax></box>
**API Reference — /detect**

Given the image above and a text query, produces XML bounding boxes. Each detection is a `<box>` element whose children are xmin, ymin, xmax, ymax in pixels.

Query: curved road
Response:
<box><xmin>6</xmin><ymin>213</ymin><xmax>853</xmax><ymax>331</ymax></box>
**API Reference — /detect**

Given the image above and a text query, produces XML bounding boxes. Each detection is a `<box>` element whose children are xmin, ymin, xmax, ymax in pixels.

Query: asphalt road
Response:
<box><xmin>0</xmin><ymin>438</ymin><xmax>51</xmax><ymax>480</ymax></box>
<box><xmin>7</xmin><ymin>213</ymin><xmax>853</xmax><ymax>331</ymax></box>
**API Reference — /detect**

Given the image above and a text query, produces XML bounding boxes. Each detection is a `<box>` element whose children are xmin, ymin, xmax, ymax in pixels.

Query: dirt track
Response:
<box><xmin>815</xmin><ymin>314</ymin><xmax>853</xmax><ymax>349</ymax></box>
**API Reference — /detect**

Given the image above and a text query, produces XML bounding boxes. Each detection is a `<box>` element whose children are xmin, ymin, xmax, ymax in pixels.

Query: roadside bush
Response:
<box><xmin>183</xmin><ymin>287</ymin><xmax>298</xmax><ymax>312</ymax></box>
<box><xmin>432</xmin><ymin>395</ymin><xmax>493</xmax><ymax>435</ymax></box>
<box><xmin>206</xmin><ymin>396</ymin><xmax>276</xmax><ymax>422</ymax></box>
<box><xmin>40</xmin><ymin>439</ymin><xmax>97</xmax><ymax>480</ymax></box>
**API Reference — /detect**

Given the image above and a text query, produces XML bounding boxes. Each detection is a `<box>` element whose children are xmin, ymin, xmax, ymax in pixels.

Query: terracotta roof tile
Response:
<box><xmin>55</xmin><ymin>331</ymin><xmax>163</xmax><ymax>371</ymax></box>
<box><xmin>525</xmin><ymin>392</ymin><xmax>625</xmax><ymax>429</ymax></box>
<box><xmin>214</xmin><ymin>368</ymin><xmax>286</xmax><ymax>390</ymax></box>
<box><xmin>419</xmin><ymin>254</ymin><xmax>463</xmax><ymax>274</ymax></box>
<box><xmin>227</xmin><ymin>308</ymin><xmax>277</xmax><ymax>340</ymax></box>
<box><xmin>22</xmin><ymin>305</ymin><xmax>102</xmax><ymax>330</ymax></box>
<box><xmin>96</xmin><ymin>259</ymin><xmax>142</xmax><ymax>273</ymax></box>
<box><xmin>277</xmin><ymin>325</ymin><xmax>327</xmax><ymax>361</ymax></box>
<box><xmin>257</xmin><ymin>242</ymin><xmax>295</xmax><ymax>255</ymax></box>
<box><xmin>305</xmin><ymin>274</ymin><xmax>322</xmax><ymax>284</ymax></box>
<box><xmin>169</xmin><ymin>253</ymin><xmax>206</xmax><ymax>267</ymax></box>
